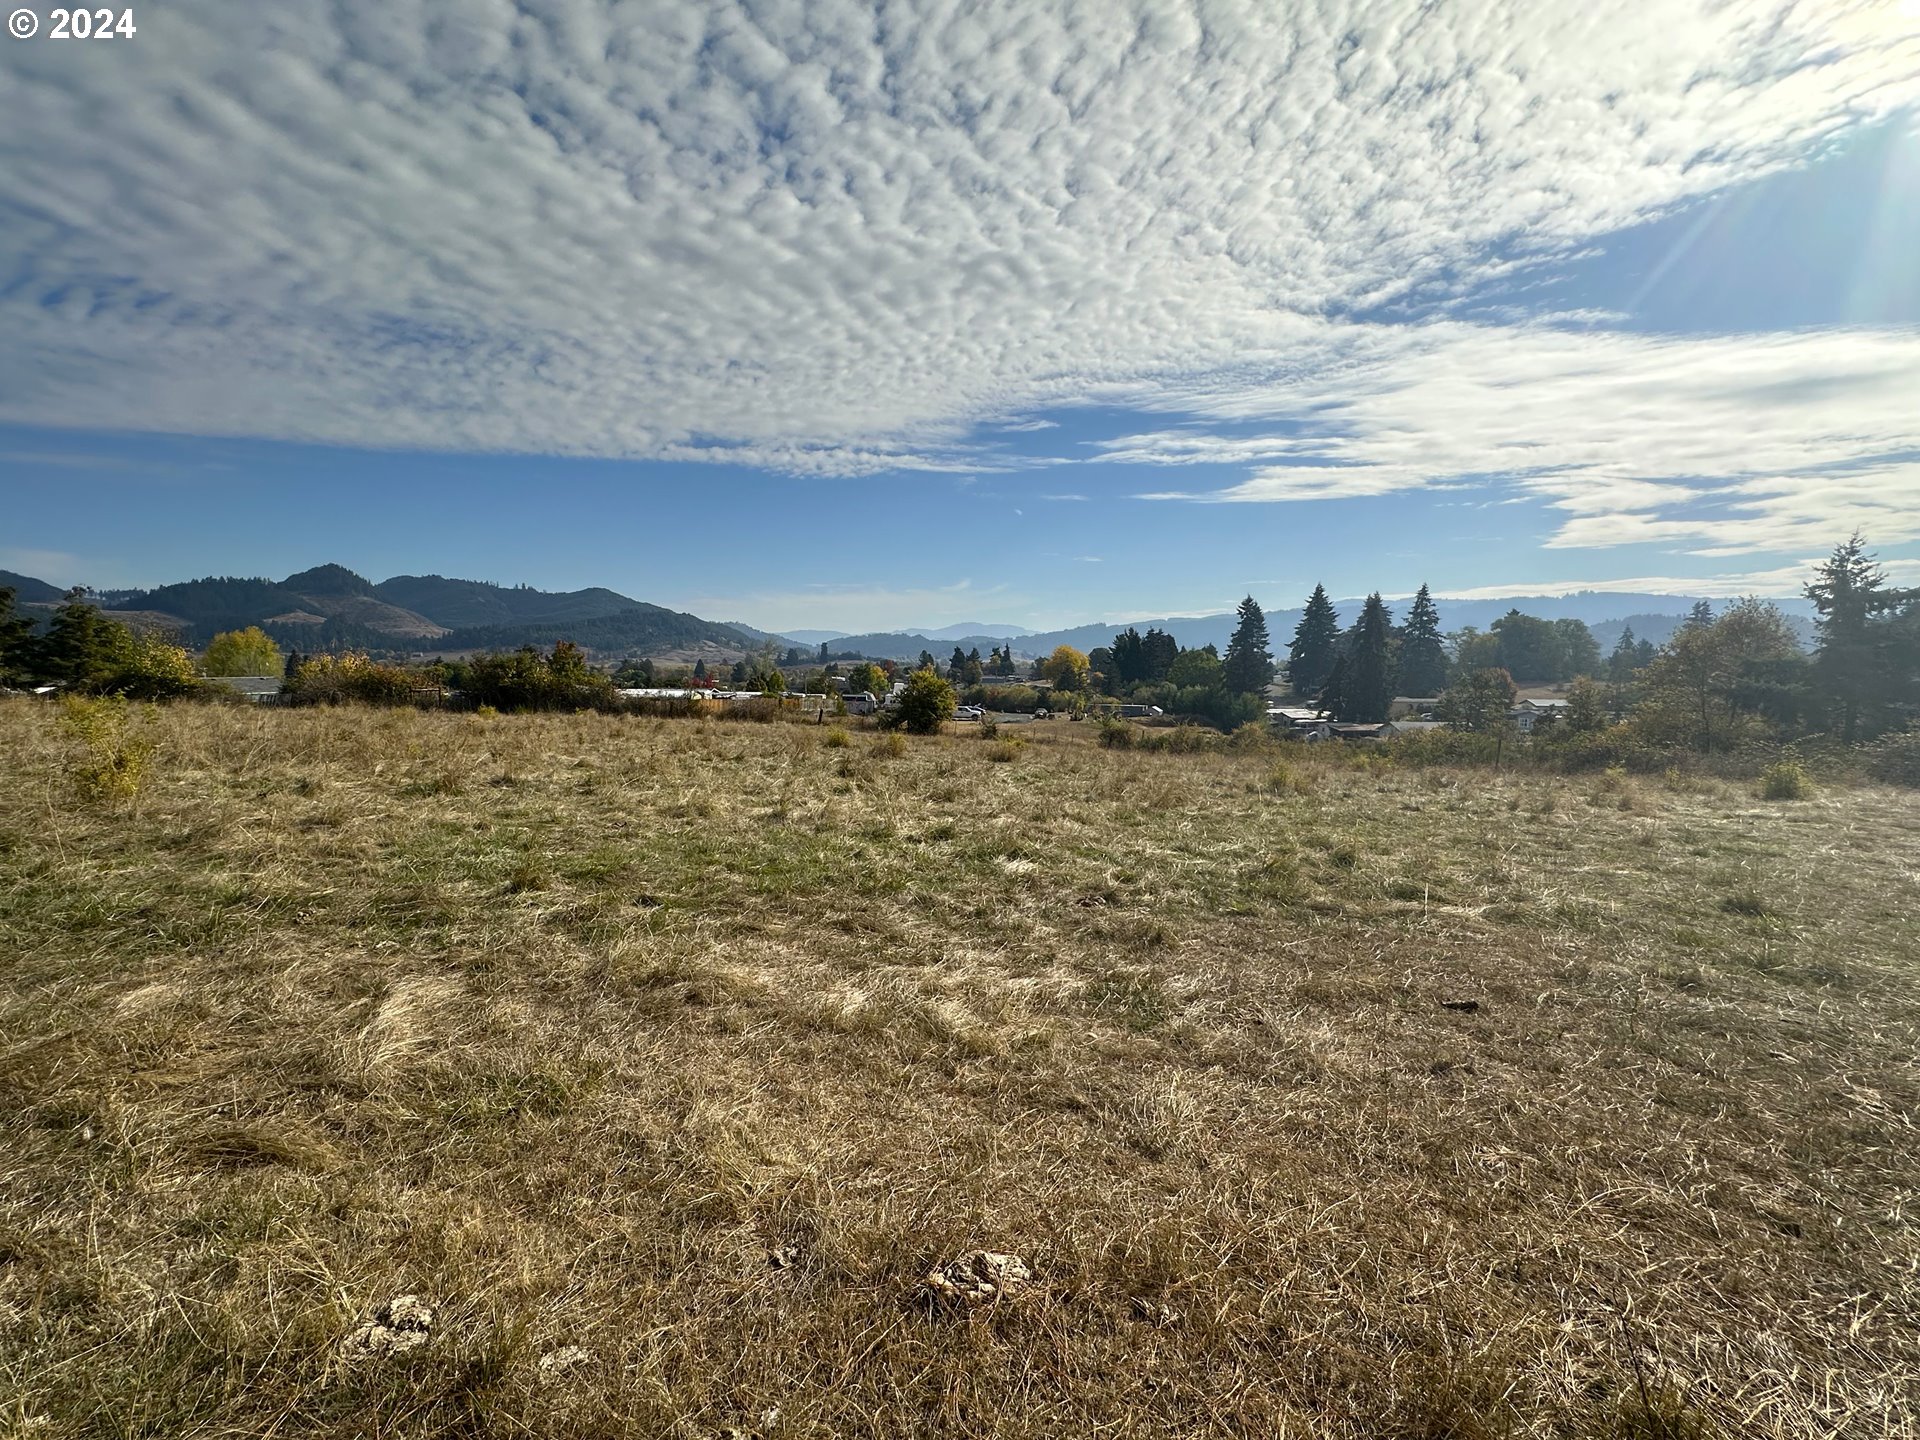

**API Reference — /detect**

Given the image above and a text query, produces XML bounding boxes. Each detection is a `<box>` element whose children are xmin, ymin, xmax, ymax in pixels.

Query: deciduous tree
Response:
<box><xmin>203</xmin><ymin>626</ymin><xmax>284</xmax><ymax>677</ymax></box>
<box><xmin>1041</xmin><ymin>645</ymin><xmax>1091</xmax><ymax>692</ymax></box>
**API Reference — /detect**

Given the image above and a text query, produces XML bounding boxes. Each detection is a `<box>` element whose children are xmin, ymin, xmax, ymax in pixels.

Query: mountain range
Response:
<box><xmin>3</xmin><ymin>564</ymin><xmax>1816</xmax><ymax>661</ymax></box>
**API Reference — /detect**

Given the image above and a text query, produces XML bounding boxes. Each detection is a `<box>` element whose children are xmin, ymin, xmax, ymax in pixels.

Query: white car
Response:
<box><xmin>953</xmin><ymin>705</ymin><xmax>984</xmax><ymax>720</ymax></box>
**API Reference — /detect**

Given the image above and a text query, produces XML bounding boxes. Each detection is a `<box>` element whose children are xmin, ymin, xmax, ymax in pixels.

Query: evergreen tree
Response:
<box><xmin>1317</xmin><ymin>653</ymin><xmax>1349</xmax><ymax>718</ymax></box>
<box><xmin>1340</xmin><ymin>593</ymin><xmax>1394</xmax><ymax>722</ymax></box>
<box><xmin>1607</xmin><ymin>626</ymin><xmax>1640</xmax><ymax>684</ymax></box>
<box><xmin>692</xmin><ymin>659</ymin><xmax>708</xmax><ymax>683</ymax></box>
<box><xmin>1395</xmin><ymin>584</ymin><xmax>1448</xmax><ymax>695</ymax></box>
<box><xmin>950</xmin><ymin>646</ymin><xmax>968</xmax><ymax>677</ymax></box>
<box><xmin>1111</xmin><ymin>627</ymin><xmax>1145</xmax><ymax>686</ymax></box>
<box><xmin>0</xmin><ymin>587</ymin><xmax>36</xmax><ymax>685</ymax></box>
<box><xmin>1805</xmin><ymin>534</ymin><xmax>1899</xmax><ymax>741</ymax></box>
<box><xmin>918</xmin><ymin>650</ymin><xmax>936</xmax><ymax>672</ymax></box>
<box><xmin>1685</xmin><ymin>599</ymin><xmax>1715</xmax><ymax>629</ymax></box>
<box><xmin>1288</xmin><ymin>585</ymin><xmax>1341</xmax><ymax>698</ymax></box>
<box><xmin>819</xmin><ymin>641</ymin><xmax>830</xmax><ymax>663</ymax></box>
<box><xmin>33</xmin><ymin>591</ymin><xmax>133</xmax><ymax>689</ymax></box>
<box><xmin>283</xmin><ymin>649</ymin><xmax>305</xmax><ymax>685</ymax></box>
<box><xmin>1141</xmin><ymin>628</ymin><xmax>1178</xmax><ymax>683</ymax></box>
<box><xmin>1223</xmin><ymin>596</ymin><xmax>1275</xmax><ymax>695</ymax></box>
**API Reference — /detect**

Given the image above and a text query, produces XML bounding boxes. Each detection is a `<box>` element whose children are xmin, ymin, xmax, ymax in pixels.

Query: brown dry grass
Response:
<box><xmin>2</xmin><ymin>699</ymin><xmax>1917</xmax><ymax>1438</ymax></box>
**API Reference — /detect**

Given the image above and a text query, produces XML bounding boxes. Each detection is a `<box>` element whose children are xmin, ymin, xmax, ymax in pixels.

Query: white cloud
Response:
<box><xmin>3</xmin><ymin>1</ymin><xmax>1916</xmax><ymax>473</ymax></box>
<box><xmin>1429</xmin><ymin>556</ymin><xmax>1920</xmax><ymax>600</ymax></box>
<box><xmin>1119</xmin><ymin>324</ymin><xmax>1920</xmax><ymax>553</ymax></box>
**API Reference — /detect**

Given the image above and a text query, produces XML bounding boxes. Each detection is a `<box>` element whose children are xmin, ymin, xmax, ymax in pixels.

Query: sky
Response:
<box><xmin>2</xmin><ymin>0</ymin><xmax>1918</xmax><ymax>633</ymax></box>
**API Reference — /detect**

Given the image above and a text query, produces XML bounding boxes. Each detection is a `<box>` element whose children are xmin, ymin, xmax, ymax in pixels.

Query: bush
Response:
<box><xmin>1229</xmin><ymin>721</ymin><xmax>1272</xmax><ymax>751</ymax></box>
<box><xmin>1096</xmin><ymin>716</ymin><xmax>1137</xmax><ymax>749</ymax></box>
<box><xmin>284</xmin><ymin>652</ymin><xmax>419</xmax><ymax>706</ymax></box>
<box><xmin>60</xmin><ymin>695</ymin><xmax>158</xmax><ymax>803</ymax></box>
<box><xmin>1759</xmin><ymin>761</ymin><xmax>1813</xmax><ymax>800</ymax></box>
<box><xmin>887</xmin><ymin>669</ymin><xmax>957</xmax><ymax>735</ymax></box>
<box><xmin>822</xmin><ymin>727</ymin><xmax>852</xmax><ymax>749</ymax></box>
<box><xmin>462</xmin><ymin>642</ymin><xmax>614</xmax><ymax>712</ymax></box>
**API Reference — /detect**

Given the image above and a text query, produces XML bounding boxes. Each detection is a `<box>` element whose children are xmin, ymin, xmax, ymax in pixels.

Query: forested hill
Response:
<box><xmin>425</xmin><ymin>606</ymin><xmax>755</xmax><ymax>657</ymax></box>
<box><xmin>10</xmin><ymin>564</ymin><xmax>764</xmax><ymax>657</ymax></box>
<box><xmin>371</xmin><ymin>575</ymin><xmax>668</xmax><ymax>630</ymax></box>
<box><xmin>0</xmin><ymin>570</ymin><xmax>64</xmax><ymax>603</ymax></box>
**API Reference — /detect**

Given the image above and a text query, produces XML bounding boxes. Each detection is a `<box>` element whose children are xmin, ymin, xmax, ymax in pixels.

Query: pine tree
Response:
<box><xmin>1141</xmin><ymin>628</ymin><xmax>1178</xmax><ymax>683</ymax></box>
<box><xmin>1288</xmin><ymin>585</ymin><xmax>1341</xmax><ymax>698</ymax></box>
<box><xmin>0</xmin><ymin>587</ymin><xmax>36</xmax><ymax>686</ymax></box>
<box><xmin>1685</xmin><ymin>599</ymin><xmax>1715</xmax><ymax>630</ymax></box>
<box><xmin>1342</xmin><ymin>593</ymin><xmax>1395</xmax><ymax>722</ymax></box>
<box><xmin>950</xmin><ymin>646</ymin><xmax>967</xmax><ymax>677</ymax></box>
<box><xmin>1607</xmin><ymin>626</ymin><xmax>1639</xmax><ymax>684</ymax></box>
<box><xmin>1317</xmin><ymin>653</ymin><xmax>1349</xmax><ymax>718</ymax></box>
<box><xmin>1395</xmin><ymin>584</ymin><xmax>1448</xmax><ymax>696</ymax></box>
<box><xmin>33</xmin><ymin>591</ymin><xmax>133</xmax><ymax>689</ymax></box>
<box><xmin>1222</xmin><ymin>596</ymin><xmax>1275</xmax><ymax>695</ymax></box>
<box><xmin>1805</xmin><ymin>533</ymin><xmax>1896</xmax><ymax>741</ymax></box>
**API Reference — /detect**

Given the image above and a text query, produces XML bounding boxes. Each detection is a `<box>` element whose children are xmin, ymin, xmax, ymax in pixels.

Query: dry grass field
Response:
<box><xmin>2</xmin><ymin>700</ymin><xmax>1917</xmax><ymax>1439</ymax></box>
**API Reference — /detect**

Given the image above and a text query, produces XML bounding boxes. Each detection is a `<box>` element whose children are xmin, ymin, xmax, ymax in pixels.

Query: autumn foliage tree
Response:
<box><xmin>202</xmin><ymin>626</ymin><xmax>284</xmax><ymax>677</ymax></box>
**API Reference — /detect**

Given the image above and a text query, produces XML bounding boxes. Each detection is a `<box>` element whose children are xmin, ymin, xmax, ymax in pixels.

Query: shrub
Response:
<box><xmin>822</xmin><ymin>727</ymin><xmax>852</xmax><ymax>749</ymax></box>
<box><xmin>60</xmin><ymin>695</ymin><xmax>158</xmax><ymax>803</ymax></box>
<box><xmin>1229</xmin><ymin>721</ymin><xmax>1272</xmax><ymax>751</ymax></box>
<box><xmin>978</xmin><ymin>718</ymin><xmax>999</xmax><ymax>739</ymax></box>
<box><xmin>1096</xmin><ymin>716</ymin><xmax>1137</xmax><ymax>749</ymax></box>
<box><xmin>874</xmin><ymin>732</ymin><xmax>908</xmax><ymax>759</ymax></box>
<box><xmin>284</xmin><ymin>652</ymin><xmax>418</xmax><ymax>706</ymax></box>
<box><xmin>461</xmin><ymin>642</ymin><xmax>614</xmax><ymax>712</ymax></box>
<box><xmin>987</xmin><ymin>739</ymin><xmax>1023</xmax><ymax>763</ymax></box>
<box><xmin>1759</xmin><ymin>761</ymin><xmax>1813</xmax><ymax>800</ymax></box>
<box><xmin>888</xmin><ymin>669</ymin><xmax>957</xmax><ymax>734</ymax></box>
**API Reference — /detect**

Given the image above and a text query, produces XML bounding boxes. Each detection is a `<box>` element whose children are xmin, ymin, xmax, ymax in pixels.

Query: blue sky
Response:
<box><xmin>3</xmin><ymin>2</ymin><xmax>1918</xmax><ymax>633</ymax></box>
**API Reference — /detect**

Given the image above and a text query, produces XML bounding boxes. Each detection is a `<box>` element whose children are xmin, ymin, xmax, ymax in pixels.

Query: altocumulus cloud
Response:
<box><xmin>2</xmin><ymin>0</ymin><xmax>1916</xmax><ymax>492</ymax></box>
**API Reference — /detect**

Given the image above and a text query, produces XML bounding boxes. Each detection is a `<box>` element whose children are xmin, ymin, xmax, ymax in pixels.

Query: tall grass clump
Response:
<box><xmin>1759</xmin><ymin>761</ymin><xmax>1813</xmax><ymax>800</ymax></box>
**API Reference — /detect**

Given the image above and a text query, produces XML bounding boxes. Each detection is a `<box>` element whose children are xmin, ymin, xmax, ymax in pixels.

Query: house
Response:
<box><xmin>1389</xmin><ymin>696</ymin><xmax>1441</xmax><ymax>719</ymax></box>
<box><xmin>1509</xmin><ymin>698</ymin><xmax>1572</xmax><ymax>735</ymax></box>
<box><xmin>1383</xmin><ymin>719</ymin><xmax>1449</xmax><ymax>737</ymax></box>
<box><xmin>1267</xmin><ymin>705</ymin><xmax>1331</xmax><ymax>740</ymax></box>
<box><xmin>205</xmin><ymin>675</ymin><xmax>284</xmax><ymax>703</ymax></box>
<box><xmin>1328</xmin><ymin>723</ymin><xmax>1387</xmax><ymax>742</ymax></box>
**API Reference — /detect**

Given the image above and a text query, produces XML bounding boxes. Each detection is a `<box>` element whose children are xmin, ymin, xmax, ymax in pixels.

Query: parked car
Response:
<box><xmin>954</xmin><ymin>705</ymin><xmax>984</xmax><ymax>721</ymax></box>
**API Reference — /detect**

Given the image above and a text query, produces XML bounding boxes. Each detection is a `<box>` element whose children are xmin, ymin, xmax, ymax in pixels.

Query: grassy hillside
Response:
<box><xmin>1</xmin><ymin>703</ymin><xmax>1915</xmax><ymax>1437</ymax></box>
